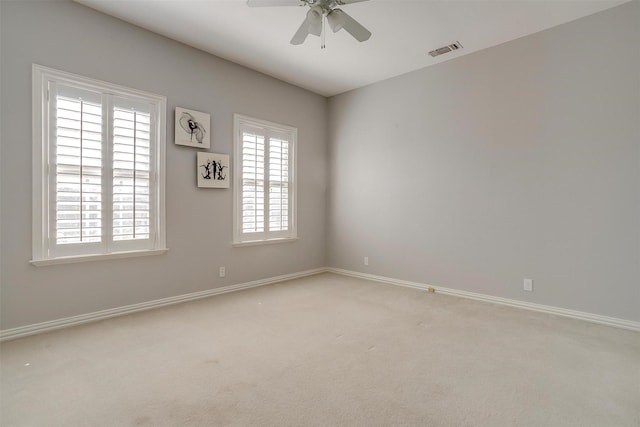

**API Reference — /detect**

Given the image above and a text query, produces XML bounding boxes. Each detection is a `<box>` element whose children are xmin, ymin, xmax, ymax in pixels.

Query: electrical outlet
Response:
<box><xmin>219</xmin><ymin>266</ymin><xmax>226</xmax><ymax>278</ymax></box>
<box><xmin>523</xmin><ymin>278</ymin><xmax>533</xmax><ymax>292</ymax></box>
<box><xmin>364</xmin><ymin>256</ymin><xmax>369</xmax><ymax>266</ymax></box>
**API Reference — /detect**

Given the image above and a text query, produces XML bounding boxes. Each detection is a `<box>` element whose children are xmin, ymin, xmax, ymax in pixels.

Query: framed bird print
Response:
<box><xmin>175</xmin><ymin>107</ymin><xmax>210</xmax><ymax>148</ymax></box>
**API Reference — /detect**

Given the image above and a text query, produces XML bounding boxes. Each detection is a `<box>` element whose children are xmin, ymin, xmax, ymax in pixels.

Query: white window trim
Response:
<box><xmin>31</xmin><ymin>64</ymin><xmax>167</xmax><ymax>265</ymax></box>
<box><xmin>233</xmin><ymin>114</ymin><xmax>297</xmax><ymax>246</ymax></box>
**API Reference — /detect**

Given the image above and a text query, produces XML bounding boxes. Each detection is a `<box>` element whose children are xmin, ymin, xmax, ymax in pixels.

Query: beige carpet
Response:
<box><xmin>1</xmin><ymin>273</ymin><xmax>639</xmax><ymax>426</ymax></box>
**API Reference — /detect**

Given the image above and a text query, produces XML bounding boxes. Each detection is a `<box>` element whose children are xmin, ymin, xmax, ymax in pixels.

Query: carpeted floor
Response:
<box><xmin>1</xmin><ymin>273</ymin><xmax>639</xmax><ymax>426</ymax></box>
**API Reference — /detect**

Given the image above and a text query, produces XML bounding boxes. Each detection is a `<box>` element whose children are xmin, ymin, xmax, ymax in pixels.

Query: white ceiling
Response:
<box><xmin>76</xmin><ymin>0</ymin><xmax>627</xmax><ymax>97</ymax></box>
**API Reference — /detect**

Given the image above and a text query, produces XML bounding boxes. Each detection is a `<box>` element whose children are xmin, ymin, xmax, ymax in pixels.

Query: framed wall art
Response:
<box><xmin>175</xmin><ymin>107</ymin><xmax>210</xmax><ymax>148</ymax></box>
<box><xmin>197</xmin><ymin>152</ymin><xmax>230</xmax><ymax>189</ymax></box>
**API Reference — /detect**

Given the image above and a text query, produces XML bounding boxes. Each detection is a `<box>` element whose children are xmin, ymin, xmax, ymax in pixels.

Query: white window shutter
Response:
<box><xmin>52</xmin><ymin>85</ymin><xmax>104</xmax><ymax>250</ymax></box>
<box><xmin>32</xmin><ymin>65</ymin><xmax>167</xmax><ymax>264</ymax></box>
<box><xmin>112</xmin><ymin>103</ymin><xmax>153</xmax><ymax>243</ymax></box>
<box><xmin>268</xmin><ymin>137</ymin><xmax>289</xmax><ymax>232</ymax></box>
<box><xmin>241</xmin><ymin>129</ymin><xmax>265</xmax><ymax>234</ymax></box>
<box><xmin>233</xmin><ymin>114</ymin><xmax>297</xmax><ymax>244</ymax></box>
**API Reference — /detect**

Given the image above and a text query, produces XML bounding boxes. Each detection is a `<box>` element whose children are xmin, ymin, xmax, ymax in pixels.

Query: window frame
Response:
<box><xmin>233</xmin><ymin>114</ymin><xmax>297</xmax><ymax>246</ymax></box>
<box><xmin>31</xmin><ymin>64</ymin><xmax>167</xmax><ymax>266</ymax></box>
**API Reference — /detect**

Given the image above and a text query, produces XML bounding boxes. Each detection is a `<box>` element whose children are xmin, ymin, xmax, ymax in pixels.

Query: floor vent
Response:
<box><xmin>428</xmin><ymin>41</ymin><xmax>463</xmax><ymax>58</ymax></box>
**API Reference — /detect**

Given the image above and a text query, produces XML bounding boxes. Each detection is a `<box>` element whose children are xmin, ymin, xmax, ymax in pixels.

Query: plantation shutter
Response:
<box><xmin>51</xmin><ymin>84</ymin><xmax>104</xmax><ymax>251</ymax></box>
<box><xmin>235</xmin><ymin>117</ymin><xmax>295</xmax><ymax>243</ymax></box>
<box><xmin>112</xmin><ymin>98</ymin><xmax>154</xmax><ymax>245</ymax></box>
<box><xmin>268</xmin><ymin>133</ymin><xmax>289</xmax><ymax>232</ymax></box>
<box><xmin>33</xmin><ymin>65</ymin><xmax>167</xmax><ymax>263</ymax></box>
<box><xmin>241</xmin><ymin>125</ymin><xmax>265</xmax><ymax>234</ymax></box>
<box><xmin>48</xmin><ymin>85</ymin><xmax>156</xmax><ymax>257</ymax></box>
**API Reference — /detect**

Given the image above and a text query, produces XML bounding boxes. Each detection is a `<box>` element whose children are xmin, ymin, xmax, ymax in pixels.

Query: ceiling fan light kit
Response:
<box><xmin>327</xmin><ymin>9</ymin><xmax>347</xmax><ymax>33</ymax></box>
<box><xmin>307</xmin><ymin>7</ymin><xmax>324</xmax><ymax>36</ymax></box>
<box><xmin>247</xmin><ymin>0</ymin><xmax>371</xmax><ymax>47</ymax></box>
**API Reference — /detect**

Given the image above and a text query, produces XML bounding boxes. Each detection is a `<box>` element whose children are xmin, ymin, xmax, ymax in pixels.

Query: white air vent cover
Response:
<box><xmin>429</xmin><ymin>41</ymin><xmax>463</xmax><ymax>58</ymax></box>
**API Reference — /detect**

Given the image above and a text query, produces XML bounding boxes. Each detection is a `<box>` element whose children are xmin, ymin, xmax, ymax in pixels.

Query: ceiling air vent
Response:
<box><xmin>428</xmin><ymin>41</ymin><xmax>463</xmax><ymax>58</ymax></box>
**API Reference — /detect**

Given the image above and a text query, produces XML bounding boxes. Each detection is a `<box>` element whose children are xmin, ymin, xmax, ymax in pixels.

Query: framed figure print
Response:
<box><xmin>197</xmin><ymin>152</ymin><xmax>229</xmax><ymax>189</ymax></box>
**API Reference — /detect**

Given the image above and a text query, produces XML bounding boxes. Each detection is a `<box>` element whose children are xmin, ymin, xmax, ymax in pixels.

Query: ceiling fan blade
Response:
<box><xmin>340</xmin><ymin>10</ymin><xmax>371</xmax><ymax>42</ymax></box>
<box><xmin>290</xmin><ymin>19</ymin><xmax>310</xmax><ymax>45</ymax></box>
<box><xmin>247</xmin><ymin>0</ymin><xmax>305</xmax><ymax>7</ymax></box>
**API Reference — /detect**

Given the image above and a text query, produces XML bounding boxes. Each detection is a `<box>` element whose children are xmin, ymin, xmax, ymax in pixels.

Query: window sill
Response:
<box><xmin>233</xmin><ymin>237</ymin><xmax>299</xmax><ymax>248</ymax></box>
<box><xmin>30</xmin><ymin>248</ymin><xmax>169</xmax><ymax>267</ymax></box>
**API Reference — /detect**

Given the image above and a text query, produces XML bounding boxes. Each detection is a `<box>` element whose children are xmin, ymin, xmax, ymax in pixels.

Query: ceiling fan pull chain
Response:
<box><xmin>321</xmin><ymin>15</ymin><xmax>326</xmax><ymax>49</ymax></box>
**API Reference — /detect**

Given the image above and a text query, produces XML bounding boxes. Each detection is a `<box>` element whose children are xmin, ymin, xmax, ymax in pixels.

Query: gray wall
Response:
<box><xmin>327</xmin><ymin>2</ymin><xmax>639</xmax><ymax>321</ymax></box>
<box><xmin>0</xmin><ymin>0</ymin><xmax>327</xmax><ymax>329</ymax></box>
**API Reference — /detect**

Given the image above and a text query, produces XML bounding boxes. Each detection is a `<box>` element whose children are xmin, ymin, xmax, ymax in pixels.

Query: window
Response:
<box><xmin>32</xmin><ymin>65</ymin><xmax>167</xmax><ymax>265</ymax></box>
<box><xmin>233</xmin><ymin>114</ymin><xmax>297</xmax><ymax>245</ymax></box>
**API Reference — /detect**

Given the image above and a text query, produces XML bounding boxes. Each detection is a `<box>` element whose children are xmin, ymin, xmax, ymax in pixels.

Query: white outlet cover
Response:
<box><xmin>524</xmin><ymin>279</ymin><xmax>533</xmax><ymax>292</ymax></box>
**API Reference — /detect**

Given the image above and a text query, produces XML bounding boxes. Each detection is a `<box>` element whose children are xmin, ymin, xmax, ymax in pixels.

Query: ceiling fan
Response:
<box><xmin>247</xmin><ymin>0</ymin><xmax>372</xmax><ymax>47</ymax></box>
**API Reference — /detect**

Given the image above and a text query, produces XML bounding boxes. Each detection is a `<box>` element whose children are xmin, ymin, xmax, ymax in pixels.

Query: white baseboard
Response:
<box><xmin>3</xmin><ymin>266</ymin><xmax>637</xmax><ymax>341</ymax></box>
<box><xmin>328</xmin><ymin>268</ymin><xmax>640</xmax><ymax>332</ymax></box>
<box><xmin>0</xmin><ymin>268</ymin><xmax>326</xmax><ymax>342</ymax></box>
